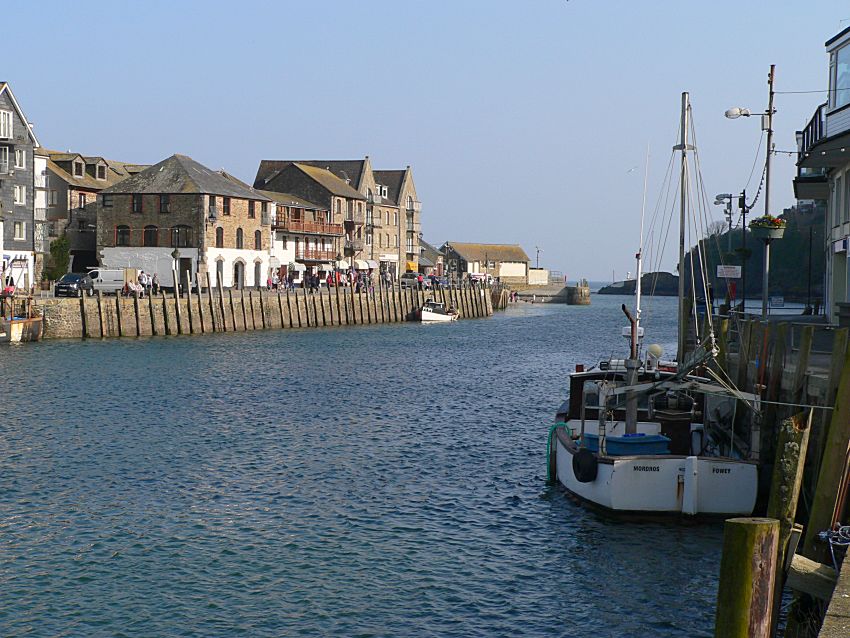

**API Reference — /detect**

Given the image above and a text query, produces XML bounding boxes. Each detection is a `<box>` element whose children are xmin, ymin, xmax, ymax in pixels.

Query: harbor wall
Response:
<box><xmin>36</xmin><ymin>284</ymin><xmax>493</xmax><ymax>339</ymax></box>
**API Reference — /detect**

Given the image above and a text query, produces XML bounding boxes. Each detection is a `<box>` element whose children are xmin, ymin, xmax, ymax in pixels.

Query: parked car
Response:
<box><xmin>400</xmin><ymin>272</ymin><xmax>431</xmax><ymax>289</ymax></box>
<box><xmin>87</xmin><ymin>268</ymin><xmax>126</xmax><ymax>295</ymax></box>
<box><xmin>54</xmin><ymin>273</ymin><xmax>94</xmax><ymax>297</ymax></box>
<box><xmin>469</xmin><ymin>273</ymin><xmax>494</xmax><ymax>285</ymax></box>
<box><xmin>428</xmin><ymin>274</ymin><xmax>448</xmax><ymax>289</ymax></box>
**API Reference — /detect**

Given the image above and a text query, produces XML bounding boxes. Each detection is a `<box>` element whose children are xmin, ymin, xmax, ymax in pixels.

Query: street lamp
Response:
<box><xmin>714</xmin><ymin>193</ymin><xmax>734</xmax><ymax>252</ymax></box>
<box><xmin>535</xmin><ymin>246</ymin><xmax>543</xmax><ymax>269</ymax></box>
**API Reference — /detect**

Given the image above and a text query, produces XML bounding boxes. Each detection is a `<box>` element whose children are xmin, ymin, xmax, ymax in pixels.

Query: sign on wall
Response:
<box><xmin>716</xmin><ymin>265</ymin><xmax>741</xmax><ymax>279</ymax></box>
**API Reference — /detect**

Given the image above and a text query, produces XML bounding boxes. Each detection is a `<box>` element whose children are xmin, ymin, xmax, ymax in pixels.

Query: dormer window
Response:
<box><xmin>96</xmin><ymin>165</ymin><xmax>107</xmax><ymax>180</ymax></box>
<box><xmin>73</xmin><ymin>161</ymin><xmax>84</xmax><ymax>177</ymax></box>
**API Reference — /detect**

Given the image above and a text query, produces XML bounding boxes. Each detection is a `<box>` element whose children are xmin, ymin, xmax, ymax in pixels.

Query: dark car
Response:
<box><xmin>54</xmin><ymin>273</ymin><xmax>94</xmax><ymax>297</ymax></box>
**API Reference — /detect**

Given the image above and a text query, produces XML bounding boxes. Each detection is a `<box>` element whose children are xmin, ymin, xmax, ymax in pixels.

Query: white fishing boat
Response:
<box><xmin>546</xmin><ymin>93</ymin><xmax>761</xmax><ymax>517</ymax></box>
<box><xmin>419</xmin><ymin>299</ymin><xmax>458</xmax><ymax>323</ymax></box>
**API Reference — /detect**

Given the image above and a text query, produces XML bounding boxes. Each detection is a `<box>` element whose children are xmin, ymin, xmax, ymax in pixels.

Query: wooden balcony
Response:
<box><xmin>297</xmin><ymin>248</ymin><xmax>336</xmax><ymax>261</ymax></box>
<box><xmin>275</xmin><ymin>219</ymin><xmax>344</xmax><ymax>236</ymax></box>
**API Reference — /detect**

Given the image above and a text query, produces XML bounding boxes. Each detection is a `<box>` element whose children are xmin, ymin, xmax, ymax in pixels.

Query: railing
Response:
<box><xmin>366</xmin><ymin>215</ymin><xmax>382</xmax><ymax>228</ymax></box>
<box><xmin>406</xmin><ymin>220</ymin><xmax>420</xmax><ymax>232</ymax></box>
<box><xmin>0</xmin><ymin>160</ymin><xmax>8</xmax><ymax>174</ymax></box>
<box><xmin>34</xmin><ymin>207</ymin><xmax>47</xmax><ymax>221</ymax></box>
<box><xmin>405</xmin><ymin>201</ymin><xmax>421</xmax><ymax>213</ymax></box>
<box><xmin>34</xmin><ymin>171</ymin><xmax>48</xmax><ymax>188</ymax></box>
<box><xmin>406</xmin><ymin>243</ymin><xmax>416</xmax><ymax>254</ymax></box>
<box><xmin>276</xmin><ymin>219</ymin><xmax>344</xmax><ymax>235</ymax></box>
<box><xmin>346</xmin><ymin>238</ymin><xmax>365</xmax><ymax>252</ymax></box>
<box><xmin>297</xmin><ymin>248</ymin><xmax>336</xmax><ymax>261</ymax></box>
<box><xmin>345</xmin><ymin>210</ymin><xmax>366</xmax><ymax>224</ymax></box>
<box><xmin>799</xmin><ymin>102</ymin><xmax>827</xmax><ymax>157</ymax></box>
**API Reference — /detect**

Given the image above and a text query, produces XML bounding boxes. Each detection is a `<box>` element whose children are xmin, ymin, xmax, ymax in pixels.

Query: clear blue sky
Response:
<box><xmin>6</xmin><ymin>1</ymin><xmax>849</xmax><ymax>279</ymax></box>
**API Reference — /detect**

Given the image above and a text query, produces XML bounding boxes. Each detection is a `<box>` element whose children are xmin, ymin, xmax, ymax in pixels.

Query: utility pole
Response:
<box><xmin>739</xmin><ymin>190</ymin><xmax>749</xmax><ymax>311</ymax></box>
<box><xmin>761</xmin><ymin>64</ymin><xmax>776</xmax><ymax>318</ymax></box>
<box><xmin>535</xmin><ymin>246</ymin><xmax>542</xmax><ymax>269</ymax></box>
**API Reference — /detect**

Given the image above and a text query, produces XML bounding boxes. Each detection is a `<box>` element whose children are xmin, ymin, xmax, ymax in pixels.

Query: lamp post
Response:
<box><xmin>714</xmin><ymin>194</ymin><xmax>734</xmax><ymax>253</ymax></box>
<box><xmin>535</xmin><ymin>246</ymin><xmax>542</xmax><ymax>269</ymax></box>
<box><xmin>726</xmin><ymin>64</ymin><xmax>776</xmax><ymax>317</ymax></box>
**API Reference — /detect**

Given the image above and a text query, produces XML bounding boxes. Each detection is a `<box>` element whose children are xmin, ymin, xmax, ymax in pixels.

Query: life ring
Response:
<box><xmin>572</xmin><ymin>448</ymin><xmax>598</xmax><ymax>483</ymax></box>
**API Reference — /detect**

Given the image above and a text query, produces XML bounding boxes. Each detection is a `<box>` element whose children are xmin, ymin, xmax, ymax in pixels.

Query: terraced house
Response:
<box><xmin>96</xmin><ymin>154</ymin><xmax>274</xmax><ymax>289</ymax></box>
<box><xmin>254</xmin><ymin>157</ymin><xmax>422</xmax><ymax>279</ymax></box>
<box><xmin>0</xmin><ymin>82</ymin><xmax>39</xmax><ymax>286</ymax></box>
<box><xmin>42</xmin><ymin>149</ymin><xmax>147</xmax><ymax>271</ymax></box>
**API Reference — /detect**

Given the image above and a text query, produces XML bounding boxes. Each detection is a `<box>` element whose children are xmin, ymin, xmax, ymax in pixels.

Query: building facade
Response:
<box><xmin>441</xmin><ymin>242</ymin><xmax>530</xmax><ymax>284</ymax></box>
<box><xmin>0</xmin><ymin>82</ymin><xmax>39</xmax><ymax>287</ymax></box>
<box><xmin>796</xmin><ymin>25</ymin><xmax>850</xmax><ymax>324</ymax></box>
<box><xmin>97</xmin><ymin>154</ymin><xmax>274</xmax><ymax>289</ymax></box>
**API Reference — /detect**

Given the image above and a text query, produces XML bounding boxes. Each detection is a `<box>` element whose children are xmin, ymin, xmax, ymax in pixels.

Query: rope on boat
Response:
<box><xmin>546</xmin><ymin>423</ymin><xmax>572</xmax><ymax>483</ymax></box>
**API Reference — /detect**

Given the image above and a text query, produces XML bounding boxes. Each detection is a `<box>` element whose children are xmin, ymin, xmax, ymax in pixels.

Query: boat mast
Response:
<box><xmin>675</xmin><ymin>92</ymin><xmax>690</xmax><ymax>364</ymax></box>
<box><xmin>634</xmin><ymin>143</ymin><xmax>649</xmax><ymax>352</ymax></box>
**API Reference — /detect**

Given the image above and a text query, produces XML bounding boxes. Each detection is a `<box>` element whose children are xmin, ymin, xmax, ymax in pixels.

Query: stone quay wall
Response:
<box><xmin>37</xmin><ymin>284</ymin><xmax>493</xmax><ymax>339</ymax></box>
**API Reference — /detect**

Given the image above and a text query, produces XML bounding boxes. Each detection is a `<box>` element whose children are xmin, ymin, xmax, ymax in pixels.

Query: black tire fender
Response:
<box><xmin>572</xmin><ymin>448</ymin><xmax>598</xmax><ymax>483</ymax></box>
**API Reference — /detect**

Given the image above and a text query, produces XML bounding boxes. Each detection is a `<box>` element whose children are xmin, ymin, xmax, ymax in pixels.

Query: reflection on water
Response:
<box><xmin>0</xmin><ymin>295</ymin><xmax>720</xmax><ymax>637</ymax></box>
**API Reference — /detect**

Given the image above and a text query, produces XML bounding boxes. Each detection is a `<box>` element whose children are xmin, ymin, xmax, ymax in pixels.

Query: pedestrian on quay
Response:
<box><xmin>152</xmin><ymin>273</ymin><xmax>160</xmax><ymax>295</ymax></box>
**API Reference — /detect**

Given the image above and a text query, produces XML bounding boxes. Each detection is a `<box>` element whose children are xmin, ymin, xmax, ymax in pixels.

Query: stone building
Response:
<box><xmin>440</xmin><ymin>242</ymin><xmax>530</xmax><ymax>284</ymax></box>
<box><xmin>41</xmin><ymin>149</ymin><xmax>146</xmax><ymax>271</ymax></box>
<box><xmin>418</xmin><ymin>238</ymin><xmax>445</xmax><ymax>275</ymax></box>
<box><xmin>254</xmin><ymin>157</ymin><xmax>422</xmax><ymax>279</ymax></box>
<box><xmin>0</xmin><ymin>82</ymin><xmax>39</xmax><ymax>287</ymax></box>
<box><xmin>260</xmin><ymin>191</ymin><xmax>340</xmax><ymax>285</ymax></box>
<box><xmin>96</xmin><ymin>154</ymin><xmax>273</xmax><ymax>289</ymax></box>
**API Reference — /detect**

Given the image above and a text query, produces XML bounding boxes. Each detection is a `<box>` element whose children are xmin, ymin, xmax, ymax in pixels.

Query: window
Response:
<box><xmin>97</xmin><ymin>165</ymin><xmax>106</xmax><ymax>180</ymax></box>
<box><xmin>248</xmin><ymin>200</ymin><xmax>255</xmax><ymax>218</ymax></box>
<box><xmin>73</xmin><ymin>161</ymin><xmax>84</xmax><ymax>177</ymax></box>
<box><xmin>14</xmin><ymin>149</ymin><xmax>25</xmax><ymax>169</ymax></box>
<box><xmin>209</xmin><ymin>195</ymin><xmax>217</xmax><ymax>213</ymax></box>
<box><xmin>836</xmin><ymin>176</ymin><xmax>844</xmax><ymax>228</ymax></box>
<box><xmin>223</xmin><ymin>197</ymin><xmax>231</xmax><ymax>215</ymax></box>
<box><xmin>358</xmin><ymin>202</ymin><xmax>363</xmax><ymax>213</ymax></box>
<box><xmin>335</xmin><ymin>199</ymin><xmax>341</xmax><ymax>214</ymax></box>
<box><xmin>101</xmin><ymin>193</ymin><xmax>113</xmax><ymax>207</ymax></box>
<box><xmin>13</xmin><ymin>221</ymin><xmax>25</xmax><ymax>241</ymax></box>
<box><xmin>143</xmin><ymin>225</ymin><xmax>159</xmax><ymax>247</ymax></box>
<box><xmin>0</xmin><ymin>110</ymin><xmax>12</xmax><ymax>138</ymax></box>
<box><xmin>116</xmin><ymin>225</ymin><xmax>130</xmax><ymax>246</ymax></box>
<box><xmin>254</xmin><ymin>229</ymin><xmax>262</xmax><ymax>250</ymax></box>
<box><xmin>236</xmin><ymin>227</ymin><xmax>243</xmax><ymax>249</ymax></box>
<box><xmin>49</xmin><ymin>190</ymin><xmax>58</xmax><ymax>206</ymax></box>
<box><xmin>366</xmin><ymin>232</ymin><xmax>372</xmax><ymax>246</ymax></box>
<box><xmin>261</xmin><ymin>201</ymin><xmax>268</xmax><ymax>214</ymax></box>
<box><xmin>378</xmin><ymin>234</ymin><xmax>383</xmax><ymax>248</ymax></box>
<box><xmin>215</xmin><ymin>226</ymin><xmax>224</xmax><ymax>248</ymax></box>
<box><xmin>159</xmin><ymin>194</ymin><xmax>170</xmax><ymax>213</ymax></box>
<box><xmin>845</xmin><ymin>171</ymin><xmax>850</xmax><ymax>224</ymax></box>
<box><xmin>0</xmin><ymin>146</ymin><xmax>8</xmax><ymax>172</ymax></box>
<box><xmin>831</xmin><ymin>44</ymin><xmax>850</xmax><ymax>110</ymax></box>
<box><xmin>79</xmin><ymin>193</ymin><xmax>86</xmax><ymax>209</ymax></box>
<box><xmin>133</xmin><ymin>193</ymin><xmax>143</xmax><ymax>213</ymax></box>
<box><xmin>14</xmin><ymin>184</ymin><xmax>26</xmax><ymax>205</ymax></box>
<box><xmin>171</xmin><ymin>225</ymin><xmax>192</xmax><ymax>248</ymax></box>
<box><xmin>393</xmin><ymin>212</ymin><xmax>398</xmax><ymax>226</ymax></box>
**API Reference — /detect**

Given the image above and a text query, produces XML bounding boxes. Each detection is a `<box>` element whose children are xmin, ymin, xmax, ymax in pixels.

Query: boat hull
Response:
<box><xmin>1</xmin><ymin>317</ymin><xmax>43</xmax><ymax>342</ymax></box>
<box><xmin>420</xmin><ymin>310</ymin><xmax>457</xmax><ymax>323</ymax></box>
<box><xmin>553</xmin><ymin>427</ymin><xmax>757</xmax><ymax>516</ymax></box>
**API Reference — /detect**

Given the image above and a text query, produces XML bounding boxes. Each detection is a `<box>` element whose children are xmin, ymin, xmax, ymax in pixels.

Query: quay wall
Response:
<box><xmin>37</xmin><ymin>285</ymin><xmax>494</xmax><ymax>339</ymax></box>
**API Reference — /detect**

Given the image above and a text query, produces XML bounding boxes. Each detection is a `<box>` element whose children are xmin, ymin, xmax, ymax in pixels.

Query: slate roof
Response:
<box><xmin>255</xmin><ymin>159</ymin><xmax>366</xmax><ymax>190</ymax></box>
<box><xmin>101</xmin><ymin>154</ymin><xmax>271</xmax><ymax>199</ymax></box>
<box><xmin>262</xmin><ymin>163</ymin><xmax>365</xmax><ymax>200</ymax></box>
<box><xmin>39</xmin><ymin>148</ymin><xmax>146</xmax><ymax>191</ymax></box>
<box><xmin>259</xmin><ymin>190</ymin><xmax>327</xmax><ymax>211</ymax></box>
<box><xmin>373</xmin><ymin>170</ymin><xmax>405</xmax><ymax>205</ymax></box>
<box><xmin>443</xmin><ymin>242</ymin><xmax>530</xmax><ymax>263</ymax></box>
<box><xmin>419</xmin><ymin>238</ymin><xmax>444</xmax><ymax>264</ymax></box>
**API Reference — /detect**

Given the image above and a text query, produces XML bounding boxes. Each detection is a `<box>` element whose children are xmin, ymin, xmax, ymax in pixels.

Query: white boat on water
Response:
<box><xmin>547</xmin><ymin>93</ymin><xmax>762</xmax><ymax>518</ymax></box>
<box><xmin>419</xmin><ymin>299</ymin><xmax>458</xmax><ymax>323</ymax></box>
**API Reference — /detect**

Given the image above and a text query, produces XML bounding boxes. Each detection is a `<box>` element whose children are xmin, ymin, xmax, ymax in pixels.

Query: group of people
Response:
<box><xmin>123</xmin><ymin>270</ymin><xmax>160</xmax><ymax>297</ymax></box>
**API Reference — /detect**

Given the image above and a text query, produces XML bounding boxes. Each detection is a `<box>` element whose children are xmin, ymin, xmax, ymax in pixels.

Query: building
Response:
<box><xmin>418</xmin><ymin>238</ymin><xmax>445</xmax><ymax>275</ymax></box>
<box><xmin>255</xmin><ymin>157</ymin><xmax>422</xmax><ymax>279</ymax></box>
<box><xmin>795</xmin><ymin>25</ymin><xmax>850</xmax><ymax>324</ymax></box>
<box><xmin>440</xmin><ymin>242</ymin><xmax>530</xmax><ymax>284</ymax></box>
<box><xmin>41</xmin><ymin>149</ymin><xmax>146</xmax><ymax>271</ymax></box>
<box><xmin>260</xmin><ymin>191</ymin><xmax>337</xmax><ymax>285</ymax></box>
<box><xmin>0</xmin><ymin>82</ymin><xmax>40</xmax><ymax>287</ymax></box>
<box><xmin>96</xmin><ymin>154</ymin><xmax>273</xmax><ymax>289</ymax></box>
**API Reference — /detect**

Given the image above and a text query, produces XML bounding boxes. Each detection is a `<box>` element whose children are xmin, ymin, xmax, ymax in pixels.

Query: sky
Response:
<box><xmin>5</xmin><ymin>1</ymin><xmax>850</xmax><ymax>279</ymax></box>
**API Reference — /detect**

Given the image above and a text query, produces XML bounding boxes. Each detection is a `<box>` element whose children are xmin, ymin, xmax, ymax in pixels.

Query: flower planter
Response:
<box><xmin>750</xmin><ymin>226</ymin><xmax>785</xmax><ymax>240</ymax></box>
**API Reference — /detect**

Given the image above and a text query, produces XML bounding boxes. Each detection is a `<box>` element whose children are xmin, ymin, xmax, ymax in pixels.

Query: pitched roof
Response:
<box><xmin>101</xmin><ymin>154</ymin><xmax>271</xmax><ymax>199</ymax></box>
<box><xmin>255</xmin><ymin>159</ymin><xmax>367</xmax><ymax>190</ymax></box>
<box><xmin>0</xmin><ymin>82</ymin><xmax>39</xmax><ymax>146</ymax></box>
<box><xmin>39</xmin><ymin>148</ymin><xmax>145</xmax><ymax>190</ymax></box>
<box><xmin>263</xmin><ymin>163</ymin><xmax>365</xmax><ymax>200</ymax></box>
<box><xmin>259</xmin><ymin>190</ymin><xmax>327</xmax><ymax>211</ymax></box>
<box><xmin>373</xmin><ymin>169</ymin><xmax>405</xmax><ymax>205</ymax></box>
<box><xmin>419</xmin><ymin>238</ymin><xmax>444</xmax><ymax>263</ymax></box>
<box><xmin>443</xmin><ymin>242</ymin><xmax>530</xmax><ymax>263</ymax></box>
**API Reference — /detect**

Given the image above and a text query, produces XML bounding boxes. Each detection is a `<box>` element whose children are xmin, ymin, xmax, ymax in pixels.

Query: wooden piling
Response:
<box><xmin>195</xmin><ymin>279</ymin><xmax>205</xmax><ymax>333</ymax></box>
<box><xmin>217</xmin><ymin>278</ymin><xmax>227</xmax><ymax>332</ymax></box>
<box><xmin>133</xmin><ymin>291</ymin><xmax>141</xmax><ymax>336</ymax></box>
<box><xmin>792</xmin><ymin>325</ymin><xmax>814</xmax><ymax>405</ymax></box>
<box><xmin>713</xmin><ymin>517</ymin><xmax>779</xmax><ymax>638</ymax></box>
<box><xmin>161</xmin><ymin>291</ymin><xmax>170</xmax><ymax>335</ymax></box>
<box><xmin>185</xmin><ymin>278</ymin><xmax>194</xmax><ymax>334</ymax></box>
<box><xmin>148</xmin><ymin>290</ymin><xmax>157</xmax><ymax>336</ymax></box>
<box><xmin>115</xmin><ymin>294</ymin><xmax>124</xmax><ymax>337</ymax></box>
<box><xmin>96</xmin><ymin>291</ymin><xmax>105</xmax><ymax>338</ymax></box>
<box><xmin>240</xmin><ymin>287</ymin><xmax>249</xmax><ymax>331</ymax></box>
<box><xmin>205</xmin><ymin>272</ymin><xmax>216</xmax><ymax>333</ymax></box>
<box><xmin>171</xmin><ymin>270</ymin><xmax>183</xmax><ymax>335</ymax></box>
<box><xmin>79</xmin><ymin>293</ymin><xmax>88</xmax><ymax>339</ymax></box>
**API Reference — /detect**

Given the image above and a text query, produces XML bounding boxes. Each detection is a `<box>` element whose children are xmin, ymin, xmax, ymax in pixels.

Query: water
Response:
<box><xmin>0</xmin><ymin>295</ymin><xmax>723</xmax><ymax>637</ymax></box>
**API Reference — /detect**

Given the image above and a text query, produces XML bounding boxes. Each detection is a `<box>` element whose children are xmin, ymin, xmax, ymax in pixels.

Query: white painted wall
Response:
<box><xmin>208</xmin><ymin>247</ymin><xmax>269</xmax><ymax>288</ymax></box>
<box><xmin>499</xmin><ymin>261</ymin><xmax>527</xmax><ymax>278</ymax></box>
<box><xmin>527</xmin><ymin>267</ymin><xmax>548</xmax><ymax>285</ymax></box>
<box><xmin>101</xmin><ymin>247</ymin><xmax>193</xmax><ymax>286</ymax></box>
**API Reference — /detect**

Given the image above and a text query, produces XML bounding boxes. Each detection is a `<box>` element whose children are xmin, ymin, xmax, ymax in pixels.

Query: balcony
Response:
<box><xmin>405</xmin><ymin>201</ymin><xmax>422</xmax><ymax>214</ymax></box>
<box><xmin>345</xmin><ymin>210</ymin><xmax>365</xmax><ymax>224</ymax></box>
<box><xmin>34</xmin><ymin>171</ymin><xmax>48</xmax><ymax>188</ymax></box>
<box><xmin>405</xmin><ymin>243</ymin><xmax>416</xmax><ymax>254</ymax></box>
<box><xmin>275</xmin><ymin>218</ymin><xmax>344</xmax><ymax>236</ymax></box>
<box><xmin>366</xmin><ymin>215</ymin><xmax>382</xmax><ymax>228</ymax></box>
<box><xmin>34</xmin><ymin>207</ymin><xmax>47</xmax><ymax>222</ymax></box>
<box><xmin>297</xmin><ymin>248</ymin><xmax>336</xmax><ymax>262</ymax></box>
<box><xmin>346</xmin><ymin>238</ymin><xmax>365</xmax><ymax>252</ymax></box>
<box><xmin>0</xmin><ymin>160</ymin><xmax>8</xmax><ymax>174</ymax></box>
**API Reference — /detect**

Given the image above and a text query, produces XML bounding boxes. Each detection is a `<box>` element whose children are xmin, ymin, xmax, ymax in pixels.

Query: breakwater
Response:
<box><xmin>37</xmin><ymin>284</ymin><xmax>493</xmax><ymax>339</ymax></box>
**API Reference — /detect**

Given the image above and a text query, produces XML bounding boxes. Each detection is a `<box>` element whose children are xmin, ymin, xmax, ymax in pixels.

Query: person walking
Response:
<box><xmin>152</xmin><ymin>273</ymin><xmax>160</xmax><ymax>295</ymax></box>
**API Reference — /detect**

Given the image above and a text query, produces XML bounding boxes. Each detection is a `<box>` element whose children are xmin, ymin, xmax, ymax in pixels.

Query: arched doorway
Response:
<box><xmin>216</xmin><ymin>259</ymin><xmax>224</xmax><ymax>287</ymax></box>
<box><xmin>233</xmin><ymin>261</ymin><xmax>244</xmax><ymax>289</ymax></box>
<box><xmin>254</xmin><ymin>261</ymin><xmax>262</xmax><ymax>289</ymax></box>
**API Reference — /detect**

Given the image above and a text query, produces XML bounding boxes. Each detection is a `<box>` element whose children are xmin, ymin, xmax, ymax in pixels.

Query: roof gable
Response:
<box><xmin>373</xmin><ymin>169</ymin><xmax>405</xmax><ymax>205</ymax></box>
<box><xmin>0</xmin><ymin>82</ymin><xmax>40</xmax><ymax>146</ymax></box>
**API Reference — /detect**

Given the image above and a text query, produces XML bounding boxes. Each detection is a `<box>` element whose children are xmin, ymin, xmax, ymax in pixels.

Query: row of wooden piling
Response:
<box><xmin>69</xmin><ymin>277</ymin><xmax>493</xmax><ymax>339</ymax></box>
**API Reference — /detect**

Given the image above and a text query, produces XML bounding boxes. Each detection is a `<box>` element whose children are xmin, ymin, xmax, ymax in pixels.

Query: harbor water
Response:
<box><xmin>1</xmin><ymin>295</ymin><xmax>723</xmax><ymax>637</ymax></box>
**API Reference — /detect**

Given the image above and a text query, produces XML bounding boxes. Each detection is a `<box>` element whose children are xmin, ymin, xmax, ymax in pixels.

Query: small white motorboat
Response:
<box><xmin>419</xmin><ymin>299</ymin><xmax>458</xmax><ymax>323</ymax></box>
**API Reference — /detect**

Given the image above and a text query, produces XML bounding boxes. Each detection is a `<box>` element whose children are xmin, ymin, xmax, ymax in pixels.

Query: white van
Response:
<box><xmin>87</xmin><ymin>268</ymin><xmax>129</xmax><ymax>295</ymax></box>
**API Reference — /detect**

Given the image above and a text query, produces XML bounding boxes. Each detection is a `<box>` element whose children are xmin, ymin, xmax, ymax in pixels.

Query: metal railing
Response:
<box><xmin>297</xmin><ymin>249</ymin><xmax>336</xmax><ymax>261</ymax></box>
<box><xmin>799</xmin><ymin>102</ymin><xmax>827</xmax><ymax>157</ymax></box>
<box><xmin>0</xmin><ymin>160</ymin><xmax>8</xmax><ymax>174</ymax></box>
<box><xmin>34</xmin><ymin>207</ymin><xmax>47</xmax><ymax>221</ymax></box>
<box><xmin>277</xmin><ymin>219</ymin><xmax>344</xmax><ymax>235</ymax></box>
<box><xmin>345</xmin><ymin>211</ymin><xmax>366</xmax><ymax>224</ymax></box>
<box><xmin>346</xmin><ymin>238</ymin><xmax>365</xmax><ymax>252</ymax></box>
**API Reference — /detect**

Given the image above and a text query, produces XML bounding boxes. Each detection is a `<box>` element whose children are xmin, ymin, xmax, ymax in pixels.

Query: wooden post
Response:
<box><xmin>228</xmin><ymin>288</ymin><xmax>236</xmax><ymax>330</ymax></box>
<box><xmin>133</xmin><ymin>291</ymin><xmax>141</xmax><ymax>336</ymax></box>
<box><xmin>737</xmin><ymin>319</ymin><xmax>753</xmax><ymax>389</ymax></box>
<box><xmin>301</xmin><ymin>288</ymin><xmax>311</xmax><ymax>327</ymax></box>
<box><xmin>347</xmin><ymin>283</ymin><xmax>356</xmax><ymax>324</ymax></box>
<box><xmin>371</xmin><ymin>285</ymin><xmax>378</xmax><ymax>323</ymax></box>
<box><xmin>240</xmin><ymin>287</ymin><xmax>249</xmax><ymax>331</ymax></box>
<box><xmin>811</xmin><ymin>328</ymin><xmax>850</xmax><ymax>484</ymax></box>
<box><xmin>801</xmin><ymin>338</ymin><xmax>850</xmax><ymax>564</ymax></box>
<box><xmin>185</xmin><ymin>275</ymin><xmax>194</xmax><ymax>334</ymax></box>
<box><xmin>161</xmin><ymin>291</ymin><xmax>170</xmax><ymax>335</ymax></box>
<box><xmin>196</xmin><ymin>278</ymin><xmax>205</xmax><ymax>333</ymax></box>
<box><xmin>762</xmin><ymin>322</ymin><xmax>788</xmax><ymax>463</ymax></box>
<box><xmin>217</xmin><ymin>278</ymin><xmax>228</xmax><ymax>332</ymax></box>
<box><xmin>79</xmin><ymin>293</ymin><xmax>88</xmax><ymax>339</ymax></box>
<box><xmin>285</xmin><ymin>288</ymin><xmax>293</xmax><ymax>328</ymax></box>
<box><xmin>115</xmin><ymin>294</ymin><xmax>124</xmax><ymax>337</ymax></box>
<box><xmin>205</xmin><ymin>272</ymin><xmax>216</xmax><ymax>333</ymax></box>
<box><xmin>277</xmin><ymin>289</ymin><xmax>285</xmax><ymax>328</ymax></box>
<box><xmin>293</xmin><ymin>288</ymin><xmax>303</xmax><ymax>327</ymax></box>
<box><xmin>259</xmin><ymin>288</ymin><xmax>267</xmax><ymax>329</ymax></box>
<box><xmin>148</xmin><ymin>289</ymin><xmax>157</xmax><ymax>336</ymax></box>
<box><xmin>766</xmin><ymin>410</ymin><xmax>812</xmax><ymax>634</ymax></box>
<box><xmin>713</xmin><ymin>517</ymin><xmax>779</xmax><ymax>638</ymax></box>
<box><xmin>171</xmin><ymin>269</ymin><xmax>183</xmax><ymax>335</ymax></box>
<box><xmin>96</xmin><ymin>290</ymin><xmax>105</xmax><ymax>338</ymax></box>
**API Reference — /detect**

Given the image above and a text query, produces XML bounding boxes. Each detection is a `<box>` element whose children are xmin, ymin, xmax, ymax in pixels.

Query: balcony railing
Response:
<box><xmin>406</xmin><ymin>220</ymin><xmax>421</xmax><ymax>233</ymax></box>
<box><xmin>345</xmin><ymin>210</ymin><xmax>366</xmax><ymax>224</ymax></box>
<box><xmin>297</xmin><ymin>248</ymin><xmax>336</xmax><ymax>261</ymax></box>
<box><xmin>799</xmin><ymin>102</ymin><xmax>827</xmax><ymax>158</ymax></box>
<box><xmin>346</xmin><ymin>238</ymin><xmax>365</xmax><ymax>252</ymax></box>
<box><xmin>276</xmin><ymin>219</ymin><xmax>344</xmax><ymax>235</ymax></box>
<box><xmin>405</xmin><ymin>243</ymin><xmax>416</xmax><ymax>254</ymax></box>
<box><xmin>34</xmin><ymin>171</ymin><xmax>48</xmax><ymax>188</ymax></box>
<box><xmin>0</xmin><ymin>160</ymin><xmax>8</xmax><ymax>174</ymax></box>
<box><xmin>405</xmin><ymin>201</ymin><xmax>422</xmax><ymax>214</ymax></box>
<box><xmin>34</xmin><ymin>207</ymin><xmax>47</xmax><ymax>221</ymax></box>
